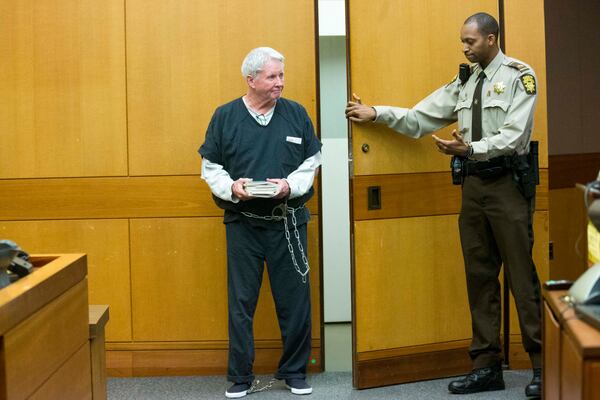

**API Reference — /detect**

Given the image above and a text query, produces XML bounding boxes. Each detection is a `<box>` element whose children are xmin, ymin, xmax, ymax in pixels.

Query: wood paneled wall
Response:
<box><xmin>0</xmin><ymin>0</ymin><xmax>321</xmax><ymax>376</ymax></box>
<box><xmin>544</xmin><ymin>0</ymin><xmax>600</xmax><ymax>155</ymax></box>
<box><xmin>544</xmin><ymin>0</ymin><xmax>600</xmax><ymax>284</ymax></box>
<box><xmin>0</xmin><ymin>0</ymin><xmax>127</xmax><ymax>178</ymax></box>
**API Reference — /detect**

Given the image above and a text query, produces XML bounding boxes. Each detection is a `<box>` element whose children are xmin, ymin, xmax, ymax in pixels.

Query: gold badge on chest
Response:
<box><xmin>493</xmin><ymin>82</ymin><xmax>506</xmax><ymax>94</ymax></box>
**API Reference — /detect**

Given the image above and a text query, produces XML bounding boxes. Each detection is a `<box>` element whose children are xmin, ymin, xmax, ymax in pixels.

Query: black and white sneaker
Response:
<box><xmin>285</xmin><ymin>378</ymin><xmax>313</xmax><ymax>395</ymax></box>
<box><xmin>225</xmin><ymin>382</ymin><xmax>251</xmax><ymax>398</ymax></box>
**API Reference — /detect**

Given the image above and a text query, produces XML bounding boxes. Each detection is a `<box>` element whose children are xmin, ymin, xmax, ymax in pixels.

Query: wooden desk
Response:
<box><xmin>0</xmin><ymin>254</ymin><xmax>91</xmax><ymax>400</ymax></box>
<box><xmin>543</xmin><ymin>289</ymin><xmax>600</xmax><ymax>400</ymax></box>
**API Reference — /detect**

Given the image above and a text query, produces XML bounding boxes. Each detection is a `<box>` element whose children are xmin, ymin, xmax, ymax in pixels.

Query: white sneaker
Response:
<box><xmin>225</xmin><ymin>382</ymin><xmax>250</xmax><ymax>398</ymax></box>
<box><xmin>285</xmin><ymin>378</ymin><xmax>313</xmax><ymax>395</ymax></box>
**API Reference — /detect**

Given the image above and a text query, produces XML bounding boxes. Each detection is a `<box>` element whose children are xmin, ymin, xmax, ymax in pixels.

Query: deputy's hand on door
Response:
<box><xmin>345</xmin><ymin>93</ymin><xmax>376</xmax><ymax>123</ymax></box>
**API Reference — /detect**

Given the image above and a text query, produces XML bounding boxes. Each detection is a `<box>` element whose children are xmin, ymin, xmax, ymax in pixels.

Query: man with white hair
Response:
<box><xmin>199</xmin><ymin>47</ymin><xmax>322</xmax><ymax>398</ymax></box>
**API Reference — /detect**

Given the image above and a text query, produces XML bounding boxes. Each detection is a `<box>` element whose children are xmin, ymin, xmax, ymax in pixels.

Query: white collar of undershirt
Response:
<box><xmin>242</xmin><ymin>96</ymin><xmax>276</xmax><ymax>126</ymax></box>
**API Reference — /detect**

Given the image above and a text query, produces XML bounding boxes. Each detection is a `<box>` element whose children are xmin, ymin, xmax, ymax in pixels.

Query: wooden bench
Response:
<box><xmin>89</xmin><ymin>305</ymin><xmax>110</xmax><ymax>400</ymax></box>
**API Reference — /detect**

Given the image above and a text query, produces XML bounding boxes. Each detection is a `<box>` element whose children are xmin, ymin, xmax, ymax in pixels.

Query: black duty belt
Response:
<box><xmin>463</xmin><ymin>156</ymin><xmax>512</xmax><ymax>179</ymax></box>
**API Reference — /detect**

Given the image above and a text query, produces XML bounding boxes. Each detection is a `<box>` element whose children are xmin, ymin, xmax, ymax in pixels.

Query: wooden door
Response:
<box><xmin>347</xmin><ymin>0</ymin><xmax>548</xmax><ymax>388</ymax></box>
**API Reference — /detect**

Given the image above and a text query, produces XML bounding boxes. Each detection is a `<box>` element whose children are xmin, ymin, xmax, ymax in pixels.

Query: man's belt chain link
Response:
<box><xmin>241</xmin><ymin>202</ymin><xmax>310</xmax><ymax>283</ymax></box>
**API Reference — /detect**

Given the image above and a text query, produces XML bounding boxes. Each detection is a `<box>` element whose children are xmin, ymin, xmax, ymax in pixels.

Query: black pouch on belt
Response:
<box><xmin>450</xmin><ymin>156</ymin><xmax>465</xmax><ymax>185</ymax></box>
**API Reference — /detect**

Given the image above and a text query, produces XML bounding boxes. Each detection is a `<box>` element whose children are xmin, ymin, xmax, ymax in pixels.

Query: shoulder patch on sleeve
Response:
<box><xmin>508</xmin><ymin>61</ymin><xmax>530</xmax><ymax>73</ymax></box>
<box><xmin>520</xmin><ymin>74</ymin><xmax>537</xmax><ymax>95</ymax></box>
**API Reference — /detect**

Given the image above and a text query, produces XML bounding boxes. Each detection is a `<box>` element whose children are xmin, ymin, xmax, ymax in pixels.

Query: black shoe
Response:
<box><xmin>285</xmin><ymin>378</ymin><xmax>313</xmax><ymax>395</ymax></box>
<box><xmin>525</xmin><ymin>368</ymin><xmax>542</xmax><ymax>398</ymax></box>
<box><xmin>225</xmin><ymin>382</ymin><xmax>251</xmax><ymax>398</ymax></box>
<box><xmin>448</xmin><ymin>366</ymin><xmax>505</xmax><ymax>394</ymax></box>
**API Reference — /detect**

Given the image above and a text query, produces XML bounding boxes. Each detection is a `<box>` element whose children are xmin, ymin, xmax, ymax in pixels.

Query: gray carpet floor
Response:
<box><xmin>108</xmin><ymin>370</ymin><xmax>536</xmax><ymax>400</ymax></box>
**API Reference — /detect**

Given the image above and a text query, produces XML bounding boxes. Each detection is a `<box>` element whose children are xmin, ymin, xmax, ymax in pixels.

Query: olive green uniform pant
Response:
<box><xmin>459</xmin><ymin>172</ymin><xmax>542</xmax><ymax>369</ymax></box>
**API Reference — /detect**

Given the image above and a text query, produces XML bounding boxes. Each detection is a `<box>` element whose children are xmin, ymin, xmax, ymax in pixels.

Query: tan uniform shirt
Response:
<box><xmin>373</xmin><ymin>50</ymin><xmax>538</xmax><ymax>161</ymax></box>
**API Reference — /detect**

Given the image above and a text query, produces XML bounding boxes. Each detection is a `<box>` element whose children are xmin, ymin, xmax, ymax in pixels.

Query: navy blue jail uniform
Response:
<box><xmin>199</xmin><ymin>97</ymin><xmax>321</xmax><ymax>383</ymax></box>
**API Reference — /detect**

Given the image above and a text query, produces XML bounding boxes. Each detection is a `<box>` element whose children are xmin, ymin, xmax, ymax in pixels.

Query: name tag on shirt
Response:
<box><xmin>286</xmin><ymin>136</ymin><xmax>302</xmax><ymax>145</ymax></box>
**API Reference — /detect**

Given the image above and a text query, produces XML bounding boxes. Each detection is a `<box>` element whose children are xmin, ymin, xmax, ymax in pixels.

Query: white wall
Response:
<box><xmin>319</xmin><ymin>0</ymin><xmax>352</xmax><ymax>371</ymax></box>
<box><xmin>318</xmin><ymin>0</ymin><xmax>345</xmax><ymax>36</ymax></box>
<box><xmin>319</xmin><ymin>2</ymin><xmax>351</xmax><ymax>323</ymax></box>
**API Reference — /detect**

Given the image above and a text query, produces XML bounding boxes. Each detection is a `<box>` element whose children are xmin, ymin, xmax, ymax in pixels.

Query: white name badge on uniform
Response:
<box><xmin>286</xmin><ymin>136</ymin><xmax>302</xmax><ymax>145</ymax></box>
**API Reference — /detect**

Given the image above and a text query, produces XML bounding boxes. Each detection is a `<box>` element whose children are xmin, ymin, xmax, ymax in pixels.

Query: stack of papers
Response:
<box><xmin>244</xmin><ymin>181</ymin><xmax>279</xmax><ymax>198</ymax></box>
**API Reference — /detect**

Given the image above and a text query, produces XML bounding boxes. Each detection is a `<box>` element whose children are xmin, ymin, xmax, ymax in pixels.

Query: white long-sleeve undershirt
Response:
<box><xmin>201</xmin><ymin>151</ymin><xmax>322</xmax><ymax>203</ymax></box>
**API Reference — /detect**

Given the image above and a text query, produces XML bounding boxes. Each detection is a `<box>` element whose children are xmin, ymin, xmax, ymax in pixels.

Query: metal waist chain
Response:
<box><xmin>241</xmin><ymin>202</ymin><xmax>310</xmax><ymax>283</ymax></box>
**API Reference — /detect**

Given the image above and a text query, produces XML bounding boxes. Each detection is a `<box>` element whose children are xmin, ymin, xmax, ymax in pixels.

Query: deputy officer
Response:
<box><xmin>345</xmin><ymin>12</ymin><xmax>542</xmax><ymax>398</ymax></box>
<box><xmin>199</xmin><ymin>47</ymin><xmax>321</xmax><ymax>398</ymax></box>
